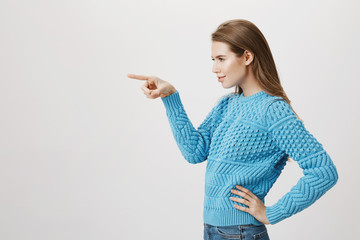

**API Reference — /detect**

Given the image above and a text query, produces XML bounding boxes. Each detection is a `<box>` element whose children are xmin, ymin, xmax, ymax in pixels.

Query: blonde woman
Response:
<box><xmin>128</xmin><ymin>19</ymin><xmax>338</xmax><ymax>240</ymax></box>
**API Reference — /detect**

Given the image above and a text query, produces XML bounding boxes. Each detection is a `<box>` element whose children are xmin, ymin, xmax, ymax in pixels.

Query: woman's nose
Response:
<box><xmin>212</xmin><ymin>64</ymin><xmax>220</xmax><ymax>73</ymax></box>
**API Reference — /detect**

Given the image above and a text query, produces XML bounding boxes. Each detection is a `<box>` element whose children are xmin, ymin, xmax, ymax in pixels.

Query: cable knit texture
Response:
<box><xmin>161</xmin><ymin>90</ymin><xmax>338</xmax><ymax>226</ymax></box>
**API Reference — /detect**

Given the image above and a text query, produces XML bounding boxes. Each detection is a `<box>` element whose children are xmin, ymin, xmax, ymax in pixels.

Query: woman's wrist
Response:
<box><xmin>164</xmin><ymin>88</ymin><xmax>177</xmax><ymax>97</ymax></box>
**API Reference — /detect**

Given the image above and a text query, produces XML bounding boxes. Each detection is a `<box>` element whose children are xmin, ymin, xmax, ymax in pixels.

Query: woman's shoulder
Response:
<box><xmin>262</xmin><ymin>95</ymin><xmax>297</xmax><ymax>128</ymax></box>
<box><xmin>255</xmin><ymin>94</ymin><xmax>290</xmax><ymax>125</ymax></box>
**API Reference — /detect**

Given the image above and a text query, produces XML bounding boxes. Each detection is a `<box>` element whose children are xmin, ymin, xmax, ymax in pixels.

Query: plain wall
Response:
<box><xmin>0</xmin><ymin>0</ymin><xmax>359</xmax><ymax>239</ymax></box>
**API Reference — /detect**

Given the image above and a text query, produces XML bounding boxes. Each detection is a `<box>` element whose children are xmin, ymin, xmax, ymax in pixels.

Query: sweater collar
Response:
<box><xmin>237</xmin><ymin>90</ymin><xmax>266</xmax><ymax>102</ymax></box>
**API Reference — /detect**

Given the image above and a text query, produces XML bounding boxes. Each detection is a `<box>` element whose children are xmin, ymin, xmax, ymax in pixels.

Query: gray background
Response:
<box><xmin>0</xmin><ymin>0</ymin><xmax>358</xmax><ymax>239</ymax></box>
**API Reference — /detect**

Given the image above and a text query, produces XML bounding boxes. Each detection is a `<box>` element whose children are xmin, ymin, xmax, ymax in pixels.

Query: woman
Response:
<box><xmin>128</xmin><ymin>19</ymin><xmax>339</xmax><ymax>240</ymax></box>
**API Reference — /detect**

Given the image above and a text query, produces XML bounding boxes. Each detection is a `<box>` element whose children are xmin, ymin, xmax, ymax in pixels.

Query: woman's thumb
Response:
<box><xmin>151</xmin><ymin>89</ymin><xmax>161</xmax><ymax>98</ymax></box>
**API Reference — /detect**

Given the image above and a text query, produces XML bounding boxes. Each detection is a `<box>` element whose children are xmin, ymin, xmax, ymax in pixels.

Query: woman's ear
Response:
<box><xmin>244</xmin><ymin>50</ymin><xmax>255</xmax><ymax>65</ymax></box>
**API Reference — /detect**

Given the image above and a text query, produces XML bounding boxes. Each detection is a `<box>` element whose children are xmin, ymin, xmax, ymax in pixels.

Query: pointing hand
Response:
<box><xmin>128</xmin><ymin>74</ymin><xmax>177</xmax><ymax>99</ymax></box>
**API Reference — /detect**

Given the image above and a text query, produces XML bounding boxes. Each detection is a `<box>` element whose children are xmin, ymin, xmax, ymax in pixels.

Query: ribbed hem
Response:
<box><xmin>266</xmin><ymin>204</ymin><xmax>285</xmax><ymax>225</ymax></box>
<box><xmin>161</xmin><ymin>91</ymin><xmax>183</xmax><ymax>113</ymax></box>
<box><xmin>203</xmin><ymin>207</ymin><xmax>264</xmax><ymax>227</ymax></box>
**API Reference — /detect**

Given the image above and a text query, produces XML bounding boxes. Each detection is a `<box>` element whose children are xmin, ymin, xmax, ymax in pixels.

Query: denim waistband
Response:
<box><xmin>204</xmin><ymin>222</ymin><xmax>265</xmax><ymax>229</ymax></box>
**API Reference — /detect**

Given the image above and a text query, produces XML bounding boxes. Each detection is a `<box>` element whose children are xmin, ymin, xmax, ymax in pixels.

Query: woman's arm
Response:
<box><xmin>264</xmin><ymin>99</ymin><xmax>339</xmax><ymax>225</ymax></box>
<box><xmin>161</xmin><ymin>91</ymin><xmax>229</xmax><ymax>164</ymax></box>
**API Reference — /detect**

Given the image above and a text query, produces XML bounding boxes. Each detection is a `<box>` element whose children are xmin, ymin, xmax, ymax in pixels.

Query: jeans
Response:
<box><xmin>203</xmin><ymin>223</ymin><xmax>270</xmax><ymax>240</ymax></box>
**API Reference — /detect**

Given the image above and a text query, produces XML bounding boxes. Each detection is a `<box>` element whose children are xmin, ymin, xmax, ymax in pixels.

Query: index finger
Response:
<box><xmin>127</xmin><ymin>73</ymin><xmax>150</xmax><ymax>80</ymax></box>
<box><xmin>235</xmin><ymin>185</ymin><xmax>257</xmax><ymax>199</ymax></box>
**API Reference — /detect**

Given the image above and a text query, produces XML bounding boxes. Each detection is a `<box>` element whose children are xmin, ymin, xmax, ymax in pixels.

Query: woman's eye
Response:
<box><xmin>211</xmin><ymin>58</ymin><xmax>224</xmax><ymax>61</ymax></box>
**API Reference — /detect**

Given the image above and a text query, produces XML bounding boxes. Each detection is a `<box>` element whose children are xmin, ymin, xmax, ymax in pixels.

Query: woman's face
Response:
<box><xmin>211</xmin><ymin>41</ymin><xmax>250</xmax><ymax>89</ymax></box>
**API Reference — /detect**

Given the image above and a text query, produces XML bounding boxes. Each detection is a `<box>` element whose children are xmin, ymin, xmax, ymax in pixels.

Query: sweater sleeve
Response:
<box><xmin>161</xmin><ymin>91</ymin><xmax>229</xmax><ymax>164</ymax></box>
<box><xmin>264</xmin><ymin>99</ymin><xmax>339</xmax><ymax>225</ymax></box>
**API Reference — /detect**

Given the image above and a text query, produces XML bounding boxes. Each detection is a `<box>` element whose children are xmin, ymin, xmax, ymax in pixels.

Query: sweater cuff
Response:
<box><xmin>266</xmin><ymin>204</ymin><xmax>286</xmax><ymax>225</ymax></box>
<box><xmin>161</xmin><ymin>91</ymin><xmax>183</xmax><ymax>113</ymax></box>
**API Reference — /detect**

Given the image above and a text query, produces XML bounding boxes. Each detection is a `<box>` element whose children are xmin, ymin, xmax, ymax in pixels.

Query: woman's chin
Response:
<box><xmin>221</xmin><ymin>82</ymin><xmax>233</xmax><ymax>89</ymax></box>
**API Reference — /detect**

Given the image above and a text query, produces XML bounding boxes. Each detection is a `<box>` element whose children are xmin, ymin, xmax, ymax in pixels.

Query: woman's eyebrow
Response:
<box><xmin>211</xmin><ymin>55</ymin><xmax>227</xmax><ymax>58</ymax></box>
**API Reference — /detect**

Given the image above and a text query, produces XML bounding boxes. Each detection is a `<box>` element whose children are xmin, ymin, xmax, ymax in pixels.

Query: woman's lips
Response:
<box><xmin>218</xmin><ymin>76</ymin><xmax>225</xmax><ymax>82</ymax></box>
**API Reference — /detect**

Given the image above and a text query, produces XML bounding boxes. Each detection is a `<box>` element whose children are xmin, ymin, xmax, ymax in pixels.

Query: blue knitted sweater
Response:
<box><xmin>161</xmin><ymin>90</ymin><xmax>338</xmax><ymax>226</ymax></box>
